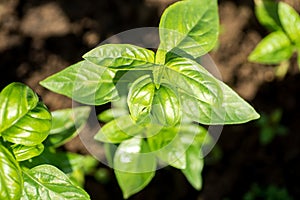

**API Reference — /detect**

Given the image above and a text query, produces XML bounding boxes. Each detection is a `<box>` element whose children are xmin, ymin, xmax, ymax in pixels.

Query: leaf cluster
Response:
<box><xmin>39</xmin><ymin>0</ymin><xmax>260</xmax><ymax>198</ymax></box>
<box><xmin>0</xmin><ymin>83</ymin><xmax>92</xmax><ymax>200</ymax></box>
<box><xmin>249</xmin><ymin>0</ymin><xmax>300</xmax><ymax>70</ymax></box>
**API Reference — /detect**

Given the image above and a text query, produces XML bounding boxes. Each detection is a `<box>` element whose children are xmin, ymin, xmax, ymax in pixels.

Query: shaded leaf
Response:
<box><xmin>0</xmin><ymin>144</ymin><xmax>23</xmax><ymax>200</ymax></box>
<box><xmin>22</xmin><ymin>165</ymin><xmax>90</xmax><ymax>200</ymax></box>
<box><xmin>254</xmin><ymin>0</ymin><xmax>282</xmax><ymax>31</ymax></box>
<box><xmin>44</xmin><ymin>106</ymin><xmax>91</xmax><ymax>147</ymax></box>
<box><xmin>94</xmin><ymin>115</ymin><xmax>144</xmax><ymax>143</ymax></box>
<box><xmin>181</xmin><ymin>145</ymin><xmax>204</xmax><ymax>190</ymax></box>
<box><xmin>158</xmin><ymin>0</ymin><xmax>219</xmax><ymax>60</ymax></box>
<box><xmin>147</xmin><ymin>126</ymin><xmax>186</xmax><ymax>169</ymax></box>
<box><xmin>40</xmin><ymin>61</ymin><xmax>119</xmax><ymax>105</ymax></box>
<box><xmin>83</xmin><ymin>44</ymin><xmax>155</xmax><ymax>69</ymax></box>
<box><xmin>248</xmin><ymin>31</ymin><xmax>293</xmax><ymax>64</ymax></box>
<box><xmin>114</xmin><ymin>138</ymin><xmax>156</xmax><ymax>199</ymax></box>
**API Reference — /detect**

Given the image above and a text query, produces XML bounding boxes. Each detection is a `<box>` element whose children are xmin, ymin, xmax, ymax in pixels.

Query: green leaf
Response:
<box><xmin>114</xmin><ymin>138</ymin><xmax>156</xmax><ymax>199</ymax></box>
<box><xmin>181</xmin><ymin>145</ymin><xmax>204</xmax><ymax>190</ymax></box>
<box><xmin>127</xmin><ymin>75</ymin><xmax>155</xmax><ymax>123</ymax></box>
<box><xmin>0</xmin><ymin>82</ymin><xmax>39</xmax><ymax>133</ymax></box>
<box><xmin>151</xmin><ymin>84</ymin><xmax>180</xmax><ymax>126</ymax></box>
<box><xmin>278</xmin><ymin>2</ymin><xmax>300</xmax><ymax>44</ymax></box>
<box><xmin>0</xmin><ymin>144</ymin><xmax>23</xmax><ymax>200</ymax></box>
<box><xmin>158</xmin><ymin>0</ymin><xmax>219</xmax><ymax>60</ymax></box>
<box><xmin>12</xmin><ymin>144</ymin><xmax>44</xmax><ymax>162</ymax></box>
<box><xmin>164</xmin><ymin>58</ymin><xmax>260</xmax><ymax>124</ymax></box>
<box><xmin>40</xmin><ymin>61</ymin><xmax>119</xmax><ymax>105</ymax></box>
<box><xmin>94</xmin><ymin>115</ymin><xmax>144</xmax><ymax>143</ymax></box>
<box><xmin>22</xmin><ymin>165</ymin><xmax>90</xmax><ymax>200</ymax></box>
<box><xmin>147</xmin><ymin>126</ymin><xmax>186</xmax><ymax>169</ymax></box>
<box><xmin>254</xmin><ymin>0</ymin><xmax>282</xmax><ymax>31</ymax></box>
<box><xmin>83</xmin><ymin>44</ymin><xmax>155</xmax><ymax>69</ymax></box>
<box><xmin>248</xmin><ymin>31</ymin><xmax>294</xmax><ymax>64</ymax></box>
<box><xmin>21</xmin><ymin>149</ymin><xmax>92</xmax><ymax>175</ymax></box>
<box><xmin>1</xmin><ymin>101</ymin><xmax>51</xmax><ymax>146</ymax></box>
<box><xmin>98</xmin><ymin>108</ymin><xmax>128</xmax><ymax>123</ymax></box>
<box><xmin>44</xmin><ymin>106</ymin><xmax>91</xmax><ymax>147</ymax></box>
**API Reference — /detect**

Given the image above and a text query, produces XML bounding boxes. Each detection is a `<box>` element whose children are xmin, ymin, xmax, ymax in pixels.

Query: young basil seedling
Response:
<box><xmin>249</xmin><ymin>0</ymin><xmax>300</xmax><ymax>77</ymax></box>
<box><xmin>40</xmin><ymin>0</ymin><xmax>260</xmax><ymax>198</ymax></box>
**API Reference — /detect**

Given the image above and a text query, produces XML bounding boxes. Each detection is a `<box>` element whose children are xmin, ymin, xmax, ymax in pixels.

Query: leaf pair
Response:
<box><xmin>249</xmin><ymin>0</ymin><xmax>300</xmax><ymax>68</ymax></box>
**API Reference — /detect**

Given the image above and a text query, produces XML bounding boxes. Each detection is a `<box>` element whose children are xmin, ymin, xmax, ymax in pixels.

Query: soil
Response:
<box><xmin>1</xmin><ymin>0</ymin><xmax>299</xmax><ymax>199</ymax></box>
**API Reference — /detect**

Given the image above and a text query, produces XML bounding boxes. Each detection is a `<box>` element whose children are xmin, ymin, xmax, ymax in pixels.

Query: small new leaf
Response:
<box><xmin>127</xmin><ymin>75</ymin><xmax>155</xmax><ymax>124</ymax></box>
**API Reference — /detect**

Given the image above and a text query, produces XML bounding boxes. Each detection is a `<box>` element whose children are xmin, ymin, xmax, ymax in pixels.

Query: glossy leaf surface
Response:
<box><xmin>159</xmin><ymin>0</ymin><xmax>219</xmax><ymax>59</ymax></box>
<box><xmin>165</xmin><ymin>58</ymin><xmax>259</xmax><ymax>124</ymax></box>
<box><xmin>0</xmin><ymin>144</ymin><xmax>23</xmax><ymax>200</ymax></box>
<box><xmin>44</xmin><ymin>107</ymin><xmax>91</xmax><ymax>147</ymax></box>
<box><xmin>22</xmin><ymin>165</ymin><xmax>90</xmax><ymax>200</ymax></box>
<box><xmin>1</xmin><ymin>102</ymin><xmax>51</xmax><ymax>146</ymax></box>
<box><xmin>40</xmin><ymin>61</ymin><xmax>119</xmax><ymax>105</ymax></box>
<box><xmin>0</xmin><ymin>82</ymin><xmax>38</xmax><ymax>133</ymax></box>
<box><xmin>127</xmin><ymin>75</ymin><xmax>155</xmax><ymax>123</ymax></box>
<box><xmin>151</xmin><ymin>84</ymin><xmax>180</xmax><ymax>126</ymax></box>
<box><xmin>83</xmin><ymin>44</ymin><xmax>155</xmax><ymax>69</ymax></box>
<box><xmin>248</xmin><ymin>31</ymin><xmax>294</xmax><ymax>64</ymax></box>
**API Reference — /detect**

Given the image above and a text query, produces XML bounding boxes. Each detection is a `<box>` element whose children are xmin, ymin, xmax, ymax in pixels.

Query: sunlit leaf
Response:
<box><xmin>22</xmin><ymin>165</ymin><xmax>90</xmax><ymax>200</ymax></box>
<box><xmin>248</xmin><ymin>31</ymin><xmax>293</xmax><ymax>64</ymax></box>
<box><xmin>158</xmin><ymin>0</ymin><xmax>219</xmax><ymax>61</ymax></box>
<box><xmin>83</xmin><ymin>44</ymin><xmax>155</xmax><ymax>69</ymax></box>
<box><xmin>0</xmin><ymin>144</ymin><xmax>23</xmax><ymax>200</ymax></box>
<box><xmin>12</xmin><ymin>144</ymin><xmax>44</xmax><ymax>162</ymax></box>
<box><xmin>40</xmin><ymin>61</ymin><xmax>119</xmax><ymax>105</ymax></box>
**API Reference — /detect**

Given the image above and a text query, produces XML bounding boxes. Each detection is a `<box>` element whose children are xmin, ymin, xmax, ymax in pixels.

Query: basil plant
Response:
<box><xmin>249</xmin><ymin>0</ymin><xmax>300</xmax><ymax>77</ymax></box>
<box><xmin>41</xmin><ymin>0</ymin><xmax>260</xmax><ymax>198</ymax></box>
<box><xmin>0</xmin><ymin>82</ymin><xmax>93</xmax><ymax>200</ymax></box>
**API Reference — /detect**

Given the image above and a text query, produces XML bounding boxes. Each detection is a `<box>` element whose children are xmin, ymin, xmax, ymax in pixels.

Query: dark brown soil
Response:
<box><xmin>1</xmin><ymin>0</ymin><xmax>299</xmax><ymax>199</ymax></box>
